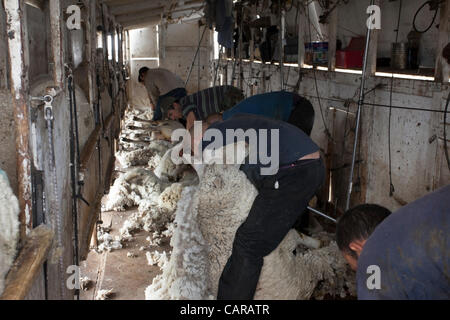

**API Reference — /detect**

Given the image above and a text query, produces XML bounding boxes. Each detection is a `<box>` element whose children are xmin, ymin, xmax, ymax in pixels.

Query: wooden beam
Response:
<box><xmin>367</xmin><ymin>0</ymin><xmax>380</xmax><ymax>76</ymax></box>
<box><xmin>0</xmin><ymin>225</ymin><xmax>54</xmax><ymax>300</ymax></box>
<box><xmin>4</xmin><ymin>0</ymin><xmax>32</xmax><ymax>239</ymax></box>
<box><xmin>24</xmin><ymin>0</ymin><xmax>44</xmax><ymax>10</ymax></box>
<box><xmin>298</xmin><ymin>4</ymin><xmax>305</xmax><ymax>67</ymax></box>
<box><xmin>116</xmin><ymin>7</ymin><xmax>164</xmax><ymax>23</ymax></box>
<box><xmin>111</xmin><ymin>1</ymin><xmax>165</xmax><ymax>15</ymax></box>
<box><xmin>115</xmin><ymin>2</ymin><xmax>204</xmax><ymax>24</ymax></box>
<box><xmin>434</xmin><ymin>0</ymin><xmax>450</xmax><ymax>83</ymax></box>
<box><xmin>327</xmin><ymin>2</ymin><xmax>338</xmax><ymax>71</ymax></box>
<box><xmin>49</xmin><ymin>0</ymin><xmax>64</xmax><ymax>88</ymax></box>
<box><xmin>79</xmin><ymin>124</ymin><xmax>102</xmax><ymax>173</ymax></box>
<box><xmin>121</xmin><ymin>16</ymin><xmax>162</xmax><ymax>29</ymax></box>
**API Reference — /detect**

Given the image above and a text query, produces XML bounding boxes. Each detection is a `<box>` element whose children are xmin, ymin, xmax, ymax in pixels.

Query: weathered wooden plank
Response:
<box><xmin>4</xmin><ymin>0</ymin><xmax>32</xmax><ymax>239</ymax></box>
<box><xmin>367</xmin><ymin>0</ymin><xmax>380</xmax><ymax>76</ymax></box>
<box><xmin>298</xmin><ymin>4</ymin><xmax>305</xmax><ymax>67</ymax></box>
<box><xmin>434</xmin><ymin>0</ymin><xmax>450</xmax><ymax>83</ymax></box>
<box><xmin>79</xmin><ymin>124</ymin><xmax>102</xmax><ymax>173</ymax></box>
<box><xmin>0</xmin><ymin>225</ymin><xmax>54</xmax><ymax>300</ymax></box>
<box><xmin>79</xmin><ymin>156</ymin><xmax>115</xmax><ymax>260</ymax></box>
<box><xmin>327</xmin><ymin>2</ymin><xmax>338</xmax><ymax>71</ymax></box>
<box><xmin>49</xmin><ymin>0</ymin><xmax>64</xmax><ymax>88</ymax></box>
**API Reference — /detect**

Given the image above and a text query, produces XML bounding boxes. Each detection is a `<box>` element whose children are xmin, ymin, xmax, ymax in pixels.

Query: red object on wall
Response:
<box><xmin>336</xmin><ymin>37</ymin><xmax>366</xmax><ymax>69</ymax></box>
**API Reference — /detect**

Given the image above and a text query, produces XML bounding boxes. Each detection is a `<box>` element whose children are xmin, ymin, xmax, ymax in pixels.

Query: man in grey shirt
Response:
<box><xmin>138</xmin><ymin>67</ymin><xmax>187</xmax><ymax>120</ymax></box>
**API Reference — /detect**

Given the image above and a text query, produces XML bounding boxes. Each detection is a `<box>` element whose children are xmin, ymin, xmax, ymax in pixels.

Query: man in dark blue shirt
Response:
<box><xmin>336</xmin><ymin>185</ymin><xmax>450</xmax><ymax>299</ymax></box>
<box><xmin>222</xmin><ymin>91</ymin><xmax>315</xmax><ymax>136</ymax></box>
<box><xmin>191</xmin><ymin>114</ymin><xmax>325</xmax><ymax>299</ymax></box>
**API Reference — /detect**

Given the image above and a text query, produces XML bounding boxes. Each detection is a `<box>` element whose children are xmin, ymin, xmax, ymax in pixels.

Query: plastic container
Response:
<box><xmin>336</xmin><ymin>37</ymin><xmax>365</xmax><ymax>69</ymax></box>
<box><xmin>305</xmin><ymin>42</ymin><xmax>328</xmax><ymax>65</ymax></box>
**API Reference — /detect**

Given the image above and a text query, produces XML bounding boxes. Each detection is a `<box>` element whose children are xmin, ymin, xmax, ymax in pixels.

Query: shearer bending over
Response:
<box><xmin>138</xmin><ymin>67</ymin><xmax>187</xmax><ymax>121</ymax></box>
<box><xmin>207</xmin><ymin>91</ymin><xmax>316</xmax><ymax>136</ymax></box>
<box><xmin>189</xmin><ymin>114</ymin><xmax>325</xmax><ymax>299</ymax></box>
<box><xmin>336</xmin><ymin>185</ymin><xmax>450</xmax><ymax>300</ymax></box>
<box><xmin>160</xmin><ymin>85</ymin><xmax>244</xmax><ymax>130</ymax></box>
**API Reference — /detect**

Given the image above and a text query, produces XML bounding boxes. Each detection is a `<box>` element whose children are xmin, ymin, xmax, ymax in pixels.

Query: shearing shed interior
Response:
<box><xmin>0</xmin><ymin>0</ymin><xmax>448</xmax><ymax>302</ymax></box>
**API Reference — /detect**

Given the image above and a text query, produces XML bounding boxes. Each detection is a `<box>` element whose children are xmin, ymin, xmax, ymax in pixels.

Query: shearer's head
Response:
<box><xmin>167</xmin><ymin>101</ymin><xmax>183</xmax><ymax>120</ymax></box>
<box><xmin>336</xmin><ymin>204</ymin><xmax>391</xmax><ymax>270</ymax></box>
<box><xmin>159</xmin><ymin>97</ymin><xmax>183</xmax><ymax>120</ymax></box>
<box><xmin>138</xmin><ymin>67</ymin><xmax>150</xmax><ymax>83</ymax></box>
<box><xmin>443</xmin><ymin>43</ymin><xmax>450</xmax><ymax>65</ymax></box>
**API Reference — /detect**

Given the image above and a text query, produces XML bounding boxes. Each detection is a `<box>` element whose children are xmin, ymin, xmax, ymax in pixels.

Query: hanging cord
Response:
<box><xmin>284</xmin><ymin>3</ymin><xmax>300</xmax><ymax>90</ymax></box>
<box><xmin>305</xmin><ymin>3</ymin><xmax>335</xmax><ymax>143</ymax></box>
<box><xmin>213</xmin><ymin>46</ymin><xmax>223</xmax><ymax>86</ymax></box>
<box><xmin>388</xmin><ymin>0</ymin><xmax>403</xmax><ymax>197</ymax></box>
<box><xmin>413</xmin><ymin>0</ymin><xmax>440</xmax><ymax>34</ymax></box>
<box><xmin>444</xmin><ymin>90</ymin><xmax>450</xmax><ymax>171</ymax></box>
<box><xmin>69</xmin><ymin>76</ymin><xmax>81</xmax><ymax>169</ymax></box>
<box><xmin>67</xmin><ymin>75</ymin><xmax>80</xmax><ymax>300</ymax></box>
<box><xmin>185</xmin><ymin>25</ymin><xmax>207</xmax><ymax>87</ymax></box>
<box><xmin>231</xmin><ymin>50</ymin><xmax>238</xmax><ymax>86</ymax></box>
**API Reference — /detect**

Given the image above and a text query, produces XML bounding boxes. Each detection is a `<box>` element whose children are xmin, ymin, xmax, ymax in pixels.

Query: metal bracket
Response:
<box><xmin>43</xmin><ymin>95</ymin><xmax>54</xmax><ymax>121</ymax></box>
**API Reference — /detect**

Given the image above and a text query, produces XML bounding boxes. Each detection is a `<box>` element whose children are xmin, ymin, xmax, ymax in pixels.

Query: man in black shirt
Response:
<box><xmin>190</xmin><ymin>114</ymin><xmax>325</xmax><ymax>299</ymax></box>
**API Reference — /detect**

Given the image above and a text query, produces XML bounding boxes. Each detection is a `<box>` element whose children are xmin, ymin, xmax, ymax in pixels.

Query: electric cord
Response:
<box><xmin>388</xmin><ymin>0</ymin><xmax>403</xmax><ymax>197</ymax></box>
<box><xmin>306</xmin><ymin>4</ymin><xmax>336</xmax><ymax>143</ymax></box>
<box><xmin>444</xmin><ymin>90</ymin><xmax>450</xmax><ymax>171</ymax></box>
<box><xmin>413</xmin><ymin>0</ymin><xmax>440</xmax><ymax>34</ymax></box>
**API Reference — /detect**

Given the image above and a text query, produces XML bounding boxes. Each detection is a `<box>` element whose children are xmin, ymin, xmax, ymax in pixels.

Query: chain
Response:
<box><xmin>44</xmin><ymin>95</ymin><xmax>66</xmax><ymax>299</ymax></box>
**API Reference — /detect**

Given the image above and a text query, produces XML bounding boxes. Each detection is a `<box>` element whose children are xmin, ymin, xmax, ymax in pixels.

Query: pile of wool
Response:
<box><xmin>102</xmin><ymin>168</ymin><xmax>167</xmax><ymax>212</ymax></box>
<box><xmin>96</xmin><ymin>226</ymin><xmax>122</xmax><ymax>253</ymax></box>
<box><xmin>146</xmin><ymin>250</ymin><xmax>170</xmax><ymax>268</ymax></box>
<box><xmin>95</xmin><ymin>288</ymin><xmax>114</xmax><ymax>300</ymax></box>
<box><xmin>116</xmin><ymin>140</ymin><xmax>173</xmax><ymax>168</ymax></box>
<box><xmin>145</xmin><ymin>163</ymin><xmax>355</xmax><ymax>300</ymax></box>
<box><xmin>0</xmin><ymin>171</ymin><xmax>20</xmax><ymax>296</ymax></box>
<box><xmin>119</xmin><ymin>183</ymin><xmax>186</xmax><ymax>240</ymax></box>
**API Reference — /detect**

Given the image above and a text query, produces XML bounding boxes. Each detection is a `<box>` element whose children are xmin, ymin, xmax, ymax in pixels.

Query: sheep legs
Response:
<box><xmin>217</xmin><ymin>158</ymin><xmax>325</xmax><ymax>300</ymax></box>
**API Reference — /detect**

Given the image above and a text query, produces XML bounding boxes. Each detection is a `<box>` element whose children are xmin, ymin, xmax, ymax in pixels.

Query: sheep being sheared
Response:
<box><xmin>0</xmin><ymin>171</ymin><xmax>20</xmax><ymax>296</ymax></box>
<box><xmin>146</xmin><ymin>161</ymin><xmax>355</xmax><ymax>300</ymax></box>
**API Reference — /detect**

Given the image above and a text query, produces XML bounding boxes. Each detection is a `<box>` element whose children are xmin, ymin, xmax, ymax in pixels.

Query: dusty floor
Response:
<box><xmin>79</xmin><ymin>208</ymin><xmax>171</xmax><ymax>300</ymax></box>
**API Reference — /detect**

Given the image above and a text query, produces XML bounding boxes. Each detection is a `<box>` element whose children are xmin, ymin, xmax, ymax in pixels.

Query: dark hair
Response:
<box><xmin>138</xmin><ymin>67</ymin><xmax>150</xmax><ymax>83</ymax></box>
<box><xmin>443</xmin><ymin>43</ymin><xmax>450</xmax><ymax>64</ymax></box>
<box><xmin>288</xmin><ymin>95</ymin><xmax>315</xmax><ymax>136</ymax></box>
<box><xmin>336</xmin><ymin>204</ymin><xmax>391</xmax><ymax>257</ymax></box>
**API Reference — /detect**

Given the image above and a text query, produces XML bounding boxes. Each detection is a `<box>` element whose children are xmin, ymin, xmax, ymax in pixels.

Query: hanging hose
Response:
<box><xmin>444</xmin><ymin>90</ymin><xmax>450</xmax><ymax>171</ymax></box>
<box><xmin>413</xmin><ymin>0</ymin><xmax>439</xmax><ymax>34</ymax></box>
<box><xmin>388</xmin><ymin>0</ymin><xmax>403</xmax><ymax>197</ymax></box>
<box><xmin>67</xmin><ymin>76</ymin><xmax>80</xmax><ymax>300</ymax></box>
<box><xmin>185</xmin><ymin>25</ymin><xmax>207</xmax><ymax>87</ymax></box>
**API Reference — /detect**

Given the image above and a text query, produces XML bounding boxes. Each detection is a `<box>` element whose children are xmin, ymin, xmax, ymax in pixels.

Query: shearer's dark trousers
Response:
<box><xmin>217</xmin><ymin>158</ymin><xmax>325</xmax><ymax>300</ymax></box>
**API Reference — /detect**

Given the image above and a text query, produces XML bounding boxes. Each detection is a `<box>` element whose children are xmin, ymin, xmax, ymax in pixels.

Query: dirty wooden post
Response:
<box><xmin>4</xmin><ymin>0</ymin><xmax>32</xmax><ymax>240</ymax></box>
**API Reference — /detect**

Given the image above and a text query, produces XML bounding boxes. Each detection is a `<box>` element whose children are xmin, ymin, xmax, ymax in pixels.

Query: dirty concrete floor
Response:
<box><xmin>79</xmin><ymin>208</ymin><xmax>171</xmax><ymax>300</ymax></box>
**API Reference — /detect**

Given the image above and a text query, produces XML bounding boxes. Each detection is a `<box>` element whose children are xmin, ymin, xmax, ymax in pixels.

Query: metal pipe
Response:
<box><xmin>198</xmin><ymin>24</ymin><xmax>201</xmax><ymax>91</ymax></box>
<box><xmin>307</xmin><ymin>206</ymin><xmax>337</xmax><ymax>223</ymax></box>
<box><xmin>213</xmin><ymin>46</ymin><xmax>222</xmax><ymax>86</ymax></box>
<box><xmin>345</xmin><ymin>0</ymin><xmax>375</xmax><ymax>211</ymax></box>
<box><xmin>279</xmin><ymin>0</ymin><xmax>284</xmax><ymax>90</ymax></box>
<box><xmin>185</xmin><ymin>25</ymin><xmax>207</xmax><ymax>87</ymax></box>
<box><xmin>238</xmin><ymin>7</ymin><xmax>243</xmax><ymax>90</ymax></box>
